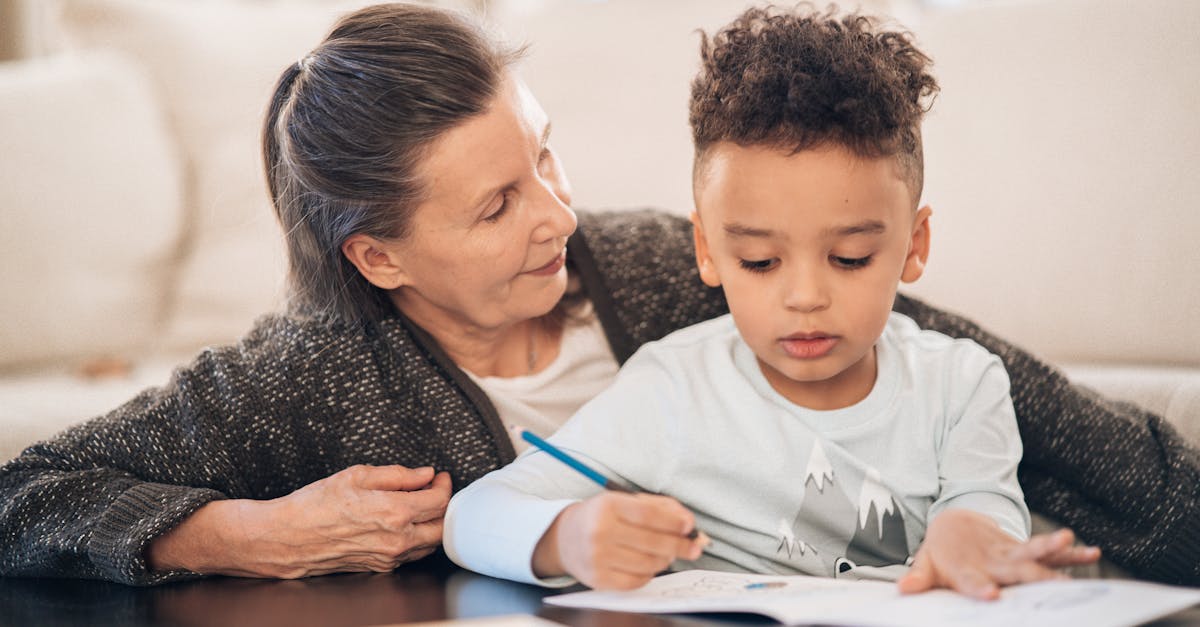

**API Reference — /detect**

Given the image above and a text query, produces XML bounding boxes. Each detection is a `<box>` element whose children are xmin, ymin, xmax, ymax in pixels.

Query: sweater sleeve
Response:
<box><xmin>895</xmin><ymin>293</ymin><xmax>1200</xmax><ymax>585</ymax></box>
<box><xmin>0</xmin><ymin>323</ymin><xmax>303</xmax><ymax>585</ymax></box>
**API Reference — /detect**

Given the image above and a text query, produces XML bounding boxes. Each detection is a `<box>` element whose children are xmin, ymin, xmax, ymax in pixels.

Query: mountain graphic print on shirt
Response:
<box><xmin>778</xmin><ymin>440</ymin><xmax>913</xmax><ymax>580</ymax></box>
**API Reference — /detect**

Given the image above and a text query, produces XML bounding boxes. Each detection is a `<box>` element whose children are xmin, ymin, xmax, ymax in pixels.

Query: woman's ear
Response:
<box><xmin>900</xmin><ymin>205</ymin><xmax>933</xmax><ymax>284</ymax></box>
<box><xmin>341</xmin><ymin>234</ymin><xmax>408</xmax><ymax>290</ymax></box>
<box><xmin>690</xmin><ymin>211</ymin><xmax>722</xmax><ymax>287</ymax></box>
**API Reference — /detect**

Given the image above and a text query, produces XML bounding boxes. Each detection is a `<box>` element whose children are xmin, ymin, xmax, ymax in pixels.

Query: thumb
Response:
<box><xmin>897</xmin><ymin>556</ymin><xmax>935</xmax><ymax>595</ymax></box>
<box><xmin>357</xmin><ymin>465</ymin><xmax>437</xmax><ymax>491</ymax></box>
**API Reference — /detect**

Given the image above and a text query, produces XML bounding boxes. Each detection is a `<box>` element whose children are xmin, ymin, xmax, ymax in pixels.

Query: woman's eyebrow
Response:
<box><xmin>467</xmin><ymin>122</ymin><xmax>554</xmax><ymax>216</ymax></box>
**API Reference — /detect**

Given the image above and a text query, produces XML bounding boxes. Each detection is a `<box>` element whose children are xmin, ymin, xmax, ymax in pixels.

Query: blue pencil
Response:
<box><xmin>510</xmin><ymin>425</ymin><xmax>700</xmax><ymax>539</ymax></box>
<box><xmin>512</xmin><ymin>425</ymin><xmax>635</xmax><ymax>492</ymax></box>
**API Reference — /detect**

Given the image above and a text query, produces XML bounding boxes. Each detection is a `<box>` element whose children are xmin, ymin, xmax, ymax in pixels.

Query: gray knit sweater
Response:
<box><xmin>1</xmin><ymin>209</ymin><xmax>1197</xmax><ymax>586</ymax></box>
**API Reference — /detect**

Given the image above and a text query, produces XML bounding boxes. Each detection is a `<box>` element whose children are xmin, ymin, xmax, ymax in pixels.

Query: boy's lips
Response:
<box><xmin>779</xmin><ymin>333</ymin><xmax>838</xmax><ymax>359</ymax></box>
<box><xmin>524</xmin><ymin>249</ymin><xmax>566</xmax><ymax>276</ymax></box>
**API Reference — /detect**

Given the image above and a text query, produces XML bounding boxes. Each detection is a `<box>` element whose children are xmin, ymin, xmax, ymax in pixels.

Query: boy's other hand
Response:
<box><xmin>534</xmin><ymin>492</ymin><xmax>709</xmax><ymax>590</ymax></box>
<box><xmin>897</xmin><ymin>508</ymin><xmax>1101</xmax><ymax>600</ymax></box>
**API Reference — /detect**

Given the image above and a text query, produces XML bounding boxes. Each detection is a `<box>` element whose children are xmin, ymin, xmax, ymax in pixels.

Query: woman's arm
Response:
<box><xmin>0</xmin><ymin>318</ymin><xmax>456</xmax><ymax>584</ymax></box>
<box><xmin>895</xmin><ymin>293</ymin><xmax>1200</xmax><ymax>585</ymax></box>
<box><xmin>146</xmin><ymin>465</ymin><xmax>449</xmax><ymax>578</ymax></box>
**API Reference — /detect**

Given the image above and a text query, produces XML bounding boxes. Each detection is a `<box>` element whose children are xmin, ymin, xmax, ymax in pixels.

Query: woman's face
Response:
<box><xmin>380</xmin><ymin>74</ymin><xmax>577</xmax><ymax>333</ymax></box>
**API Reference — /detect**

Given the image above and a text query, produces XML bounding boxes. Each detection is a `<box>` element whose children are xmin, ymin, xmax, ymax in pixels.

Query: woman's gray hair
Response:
<box><xmin>263</xmin><ymin>3</ymin><xmax>522</xmax><ymax>328</ymax></box>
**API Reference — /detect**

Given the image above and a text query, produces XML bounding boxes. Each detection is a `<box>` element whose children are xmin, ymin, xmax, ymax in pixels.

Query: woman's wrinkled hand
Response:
<box><xmin>148</xmin><ymin>464</ymin><xmax>452</xmax><ymax>578</ymax></box>
<box><xmin>532</xmin><ymin>491</ymin><xmax>709</xmax><ymax>590</ymax></box>
<box><xmin>897</xmin><ymin>508</ymin><xmax>1101</xmax><ymax>600</ymax></box>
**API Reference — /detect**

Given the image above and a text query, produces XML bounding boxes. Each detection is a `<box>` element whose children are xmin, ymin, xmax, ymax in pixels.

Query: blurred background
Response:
<box><xmin>1</xmin><ymin>0</ymin><xmax>1198</xmax><ymax>462</ymax></box>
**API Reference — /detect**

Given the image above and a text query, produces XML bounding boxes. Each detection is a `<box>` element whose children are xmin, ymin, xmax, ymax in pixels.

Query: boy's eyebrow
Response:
<box><xmin>824</xmin><ymin>220</ymin><xmax>887</xmax><ymax>237</ymax></box>
<box><xmin>722</xmin><ymin>220</ymin><xmax>887</xmax><ymax>238</ymax></box>
<box><xmin>723</xmin><ymin>222</ymin><xmax>774</xmax><ymax>238</ymax></box>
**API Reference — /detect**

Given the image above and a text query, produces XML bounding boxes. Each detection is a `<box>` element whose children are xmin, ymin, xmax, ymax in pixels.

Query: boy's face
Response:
<box><xmin>691</xmin><ymin>143</ymin><xmax>931</xmax><ymax>410</ymax></box>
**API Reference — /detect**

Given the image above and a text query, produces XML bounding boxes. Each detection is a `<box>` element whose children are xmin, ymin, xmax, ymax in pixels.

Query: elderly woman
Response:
<box><xmin>0</xmin><ymin>3</ymin><xmax>1196</xmax><ymax>586</ymax></box>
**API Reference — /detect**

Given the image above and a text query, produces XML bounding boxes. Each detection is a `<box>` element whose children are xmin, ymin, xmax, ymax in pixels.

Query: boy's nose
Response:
<box><xmin>782</xmin><ymin>267</ymin><xmax>831</xmax><ymax>313</ymax></box>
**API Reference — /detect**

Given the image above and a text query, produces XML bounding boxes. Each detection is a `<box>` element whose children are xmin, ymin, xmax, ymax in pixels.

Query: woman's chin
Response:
<box><xmin>529</xmin><ymin>273</ymin><xmax>570</xmax><ymax>317</ymax></box>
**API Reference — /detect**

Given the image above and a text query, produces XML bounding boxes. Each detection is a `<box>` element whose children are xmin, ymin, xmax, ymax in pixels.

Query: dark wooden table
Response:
<box><xmin>2</xmin><ymin>554</ymin><xmax>1198</xmax><ymax>626</ymax></box>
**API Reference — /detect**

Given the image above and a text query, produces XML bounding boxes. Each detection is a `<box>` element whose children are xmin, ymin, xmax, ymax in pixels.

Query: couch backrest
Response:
<box><xmin>909</xmin><ymin>0</ymin><xmax>1200</xmax><ymax>366</ymax></box>
<box><xmin>5</xmin><ymin>0</ymin><xmax>1195</xmax><ymax>370</ymax></box>
<box><xmin>0</xmin><ymin>52</ymin><xmax>182</xmax><ymax>369</ymax></box>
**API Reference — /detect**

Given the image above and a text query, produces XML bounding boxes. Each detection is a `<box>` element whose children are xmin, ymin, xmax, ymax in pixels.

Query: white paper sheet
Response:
<box><xmin>544</xmin><ymin>570</ymin><xmax>1200</xmax><ymax>627</ymax></box>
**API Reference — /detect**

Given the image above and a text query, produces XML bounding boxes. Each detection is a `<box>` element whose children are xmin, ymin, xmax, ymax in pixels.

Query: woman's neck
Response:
<box><xmin>399</xmin><ymin>305</ymin><xmax>558</xmax><ymax>378</ymax></box>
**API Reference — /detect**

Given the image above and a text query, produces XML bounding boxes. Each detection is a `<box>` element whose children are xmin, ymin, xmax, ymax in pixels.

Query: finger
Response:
<box><xmin>614</xmin><ymin>494</ymin><xmax>695</xmax><ymax>537</ymax></box>
<box><xmin>989</xmin><ymin>558</ymin><xmax>1066</xmax><ymax>585</ymax></box>
<box><xmin>355</xmin><ymin>464</ymin><xmax>437</xmax><ymax>491</ymax></box>
<box><xmin>589</xmin><ymin>566</ymin><xmax>656</xmax><ymax>591</ymax></box>
<box><xmin>1008</xmin><ymin>528</ymin><xmax>1074</xmax><ymax>561</ymax></box>
<box><xmin>897</xmin><ymin>557</ymin><xmax>936</xmax><ymax>594</ymax></box>
<box><xmin>611</xmin><ymin>522</ymin><xmax>698</xmax><ymax>562</ymax></box>
<box><xmin>604</xmin><ymin>543</ymin><xmax>677</xmax><ymax>579</ymax></box>
<box><xmin>1038</xmin><ymin>545</ymin><xmax>1102</xmax><ymax>568</ymax></box>
<box><xmin>406</xmin><ymin>515</ymin><xmax>445</xmax><ymax>548</ymax></box>
<box><xmin>394</xmin><ymin>545</ymin><xmax>438</xmax><ymax>566</ymax></box>
<box><xmin>948</xmin><ymin>568</ymin><xmax>1000</xmax><ymax>600</ymax></box>
<box><xmin>383</xmin><ymin>482</ymin><xmax>451</xmax><ymax>522</ymax></box>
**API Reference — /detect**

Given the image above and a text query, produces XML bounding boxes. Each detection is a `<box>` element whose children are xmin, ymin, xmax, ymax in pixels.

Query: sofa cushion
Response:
<box><xmin>0</xmin><ymin>52</ymin><xmax>182</xmax><ymax>370</ymax></box>
<box><xmin>51</xmin><ymin>0</ymin><xmax>485</xmax><ymax>353</ymax></box>
<box><xmin>51</xmin><ymin>0</ymin><xmax>357</xmax><ymax>352</ymax></box>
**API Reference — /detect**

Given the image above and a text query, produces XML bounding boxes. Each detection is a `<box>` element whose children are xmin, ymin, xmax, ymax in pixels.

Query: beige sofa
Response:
<box><xmin>1</xmin><ymin>0</ymin><xmax>1197</xmax><ymax>568</ymax></box>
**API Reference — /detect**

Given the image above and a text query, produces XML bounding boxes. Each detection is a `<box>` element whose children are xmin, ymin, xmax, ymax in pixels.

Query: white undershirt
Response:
<box><xmin>465</xmin><ymin>311</ymin><xmax>619</xmax><ymax>454</ymax></box>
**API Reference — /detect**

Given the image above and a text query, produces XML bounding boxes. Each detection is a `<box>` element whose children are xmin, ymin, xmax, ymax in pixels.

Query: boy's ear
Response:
<box><xmin>900</xmin><ymin>205</ymin><xmax>933</xmax><ymax>284</ymax></box>
<box><xmin>690</xmin><ymin>211</ymin><xmax>722</xmax><ymax>287</ymax></box>
<box><xmin>341</xmin><ymin>234</ymin><xmax>409</xmax><ymax>290</ymax></box>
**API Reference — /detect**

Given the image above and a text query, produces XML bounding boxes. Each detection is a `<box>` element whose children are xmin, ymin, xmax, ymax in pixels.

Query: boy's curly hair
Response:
<box><xmin>690</xmin><ymin>4</ymin><xmax>939</xmax><ymax>202</ymax></box>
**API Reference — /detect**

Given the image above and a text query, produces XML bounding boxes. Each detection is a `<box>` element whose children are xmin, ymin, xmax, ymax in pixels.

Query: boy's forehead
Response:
<box><xmin>693</xmin><ymin>143</ymin><xmax>914</xmax><ymax>224</ymax></box>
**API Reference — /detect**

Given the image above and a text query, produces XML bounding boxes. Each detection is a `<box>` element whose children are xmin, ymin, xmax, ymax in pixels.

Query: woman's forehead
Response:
<box><xmin>416</xmin><ymin>75</ymin><xmax>549</xmax><ymax>210</ymax></box>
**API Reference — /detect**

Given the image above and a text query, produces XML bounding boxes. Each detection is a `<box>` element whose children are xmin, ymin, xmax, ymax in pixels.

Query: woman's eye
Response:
<box><xmin>483</xmin><ymin>191</ymin><xmax>513</xmax><ymax>223</ymax></box>
<box><xmin>536</xmin><ymin>148</ymin><xmax>554</xmax><ymax>174</ymax></box>
<box><xmin>739</xmin><ymin>258</ymin><xmax>778</xmax><ymax>273</ymax></box>
<box><xmin>832</xmin><ymin>255</ymin><xmax>872</xmax><ymax>269</ymax></box>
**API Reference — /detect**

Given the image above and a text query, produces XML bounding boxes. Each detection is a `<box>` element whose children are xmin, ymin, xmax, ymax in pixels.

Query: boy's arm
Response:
<box><xmin>928</xmin><ymin>354</ymin><xmax>1029</xmax><ymax>539</ymax></box>
<box><xmin>445</xmin><ymin>344</ymin><xmax>703</xmax><ymax>588</ymax></box>
<box><xmin>896</xmin><ymin>293</ymin><xmax>1200</xmax><ymax>585</ymax></box>
<box><xmin>902</xmin><ymin>350</ymin><xmax>1098</xmax><ymax>599</ymax></box>
<box><xmin>444</xmin><ymin>449</ymin><xmax>599</xmax><ymax>586</ymax></box>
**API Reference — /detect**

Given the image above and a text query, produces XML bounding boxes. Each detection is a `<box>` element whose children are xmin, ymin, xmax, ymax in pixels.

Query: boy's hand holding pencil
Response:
<box><xmin>514</xmin><ymin>426</ymin><xmax>710</xmax><ymax>589</ymax></box>
<box><xmin>534</xmin><ymin>492</ymin><xmax>709</xmax><ymax>590</ymax></box>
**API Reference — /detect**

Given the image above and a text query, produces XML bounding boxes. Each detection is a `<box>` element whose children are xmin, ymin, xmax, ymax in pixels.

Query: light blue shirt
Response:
<box><xmin>445</xmin><ymin>312</ymin><xmax>1029</xmax><ymax>586</ymax></box>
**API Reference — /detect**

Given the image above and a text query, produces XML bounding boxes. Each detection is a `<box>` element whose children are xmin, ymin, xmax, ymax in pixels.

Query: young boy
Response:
<box><xmin>444</xmin><ymin>5</ymin><xmax>1099</xmax><ymax>600</ymax></box>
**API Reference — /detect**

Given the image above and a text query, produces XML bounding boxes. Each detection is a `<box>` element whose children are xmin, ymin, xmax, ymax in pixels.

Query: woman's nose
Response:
<box><xmin>531</xmin><ymin>179</ymin><xmax>577</xmax><ymax>243</ymax></box>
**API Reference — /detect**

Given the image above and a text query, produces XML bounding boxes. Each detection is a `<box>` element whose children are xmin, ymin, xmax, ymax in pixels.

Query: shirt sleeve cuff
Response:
<box><xmin>445</xmin><ymin>495</ymin><xmax>579</xmax><ymax>587</ymax></box>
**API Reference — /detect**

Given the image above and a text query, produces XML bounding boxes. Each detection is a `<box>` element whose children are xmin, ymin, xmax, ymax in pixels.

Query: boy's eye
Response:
<box><xmin>832</xmin><ymin>255</ymin><xmax>872</xmax><ymax>269</ymax></box>
<box><xmin>739</xmin><ymin>258</ymin><xmax>778</xmax><ymax>273</ymax></box>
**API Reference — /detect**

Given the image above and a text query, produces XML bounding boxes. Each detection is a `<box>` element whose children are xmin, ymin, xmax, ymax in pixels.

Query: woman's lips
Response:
<box><xmin>779</xmin><ymin>335</ymin><xmax>838</xmax><ymax>359</ymax></box>
<box><xmin>525</xmin><ymin>249</ymin><xmax>566</xmax><ymax>276</ymax></box>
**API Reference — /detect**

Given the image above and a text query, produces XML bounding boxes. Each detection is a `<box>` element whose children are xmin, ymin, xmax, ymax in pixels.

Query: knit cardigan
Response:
<box><xmin>1</xmin><ymin>209</ymin><xmax>1197</xmax><ymax>586</ymax></box>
